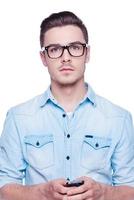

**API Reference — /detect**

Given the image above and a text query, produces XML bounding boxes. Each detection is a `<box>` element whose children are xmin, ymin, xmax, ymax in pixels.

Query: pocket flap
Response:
<box><xmin>84</xmin><ymin>135</ymin><xmax>111</xmax><ymax>150</ymax></box>
<box><xmin>24</xmin><ymin>134</ymin><xmax>53</xmax><ymax>148</ymax></box>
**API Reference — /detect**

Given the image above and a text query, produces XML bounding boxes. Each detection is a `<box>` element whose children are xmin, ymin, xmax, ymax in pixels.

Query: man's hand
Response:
<box><xmin>2</xmin><ymin>178</ymin><xmax>134</xmax><ymax>200</ymax></box>
<box><xmin>65</xmin><ymin>176</ymin><xmax>134</xmax><ymax>200</ymax></box>
<box><xmin>0</xmin><ymin>179</ymin><xmax>70</xmax><ymax>200</ymax></box>
<box><xmin>38</xmin><ymin>178</ymin><xmax>70</xmax><ymax>200</ymax></box>
<box><xmin>65</xmin><ymin>176</ymin><xmax>104</xmax><ymax>200</ymax></box>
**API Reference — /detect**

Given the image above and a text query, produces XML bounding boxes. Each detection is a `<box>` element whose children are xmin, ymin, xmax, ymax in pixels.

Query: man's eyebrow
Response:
<box><xmin>46</xmin><ymin>41</ymin><xmax>85</xmax><ymax>47</ymax></box>
<box><xmin>69</xmin><ymin>41</ymin><xmax>85</xmax><ymax>45</ymax></box>
<box><xmin>45</xmin><ymin>43</ymin><xmax>61</xmax><ymax>47</ymax></box>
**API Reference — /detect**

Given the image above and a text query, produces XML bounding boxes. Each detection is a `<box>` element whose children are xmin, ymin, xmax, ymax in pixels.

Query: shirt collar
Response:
<box><xmin>80</xmin><ymin>83</ymin><xmax>96</xmax><ymax>107</ymax></box>
<box><xmin>39</xmin><ymin>86</ymin><xmax>52</xmax><ymax>107</ymax></box>
<box><xmin>39</xmin><ymin>83</ymin><xmax>96</xmax><ymax>108</ymax></box>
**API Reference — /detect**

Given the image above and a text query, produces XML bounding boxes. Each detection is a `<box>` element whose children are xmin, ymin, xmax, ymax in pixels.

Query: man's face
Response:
<box><xmin>40</xmin><ymin>25</ymin><xmax>90</xmax><ymax>86</ymax></box>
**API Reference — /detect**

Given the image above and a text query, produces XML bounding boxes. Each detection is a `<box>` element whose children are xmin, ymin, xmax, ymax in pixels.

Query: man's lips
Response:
<box><xmin>59</xmin><ymin>66</ymin><xmax>74</xmax><ymax>71</ymax></box>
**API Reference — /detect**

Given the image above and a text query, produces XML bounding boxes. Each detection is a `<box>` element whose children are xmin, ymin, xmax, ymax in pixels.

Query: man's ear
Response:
<box><xmin>40</xmin><ymin>51</ymin><xmax>47</xmax><ymax>67</ymax></box>
<box><xmin>85</xmin><ymin>46</ymin><xmax>90</xmax><ymax>63</ymax></box>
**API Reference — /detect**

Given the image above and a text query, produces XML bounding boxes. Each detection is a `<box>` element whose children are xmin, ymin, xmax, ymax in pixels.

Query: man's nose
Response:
<box><xmin>61</xmin><ymin>48</ymin><xmax>71</xmax><ymax>63</ymax></box>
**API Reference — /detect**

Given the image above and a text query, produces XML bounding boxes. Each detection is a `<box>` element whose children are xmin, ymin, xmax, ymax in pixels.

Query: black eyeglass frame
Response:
<box><xmin>41</xmin><ymin>43</ymin><xmax>88</xmax><ymax>59</ymax></box>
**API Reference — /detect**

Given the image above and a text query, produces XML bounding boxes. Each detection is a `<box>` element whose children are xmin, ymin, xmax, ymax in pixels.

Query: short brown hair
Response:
<box><xmin>40</xmin><ymin>11</ymin><xmax>88</xmax><ymax>47</ymax></box>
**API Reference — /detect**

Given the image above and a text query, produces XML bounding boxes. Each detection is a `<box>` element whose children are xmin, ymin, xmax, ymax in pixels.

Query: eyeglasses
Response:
<box><xmin>41</xmin><ymin>42</ymin><xmax>88</xmax><ymax>59</ymax></box>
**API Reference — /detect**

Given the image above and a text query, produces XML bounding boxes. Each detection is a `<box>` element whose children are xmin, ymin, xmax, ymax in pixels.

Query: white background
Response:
<box><xmin>0</xmin><ymin>0</ymin><xmax>134</xmax><ymax>134</ymax></box>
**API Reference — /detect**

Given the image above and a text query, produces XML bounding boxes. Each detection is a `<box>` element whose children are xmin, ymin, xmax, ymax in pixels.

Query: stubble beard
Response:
<box><xmin>52</xmin><ymin>74</ymin><xmax>85</xmax><ymax>88</ymax></box>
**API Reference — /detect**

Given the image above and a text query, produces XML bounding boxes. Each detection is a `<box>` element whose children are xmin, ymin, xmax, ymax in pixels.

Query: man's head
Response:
<box><xmin>40</xmin><ymin>11</ymin><xmax>90</xmax><ymax>86</ymax></box>
<box><xmin>40</xmin><ymin>11</ymin><xmax>88</xmax><ymax>48</ymax></box>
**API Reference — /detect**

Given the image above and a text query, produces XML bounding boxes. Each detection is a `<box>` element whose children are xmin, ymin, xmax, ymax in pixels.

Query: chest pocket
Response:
<box><xmin>81</xmin><ymin>135</ymin><xmax>111</xmax><ymax>170</ymax></box>
<box><xmin>24</xmin><ymin>134</ymin><xmax>54</xmax><ymax>170</ymax></box>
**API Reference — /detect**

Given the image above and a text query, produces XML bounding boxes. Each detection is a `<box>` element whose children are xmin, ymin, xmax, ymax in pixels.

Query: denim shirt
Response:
<box><xmin>0</xmin><ymin>84</ymin><xmax>134</xmax><ymax>187</ymax></box>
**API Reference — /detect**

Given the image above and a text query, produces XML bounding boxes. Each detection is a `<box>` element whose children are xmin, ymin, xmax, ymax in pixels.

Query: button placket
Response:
<box><xmin>62</xmin><ymin>112</ymin><xmax>72</xmax><ymax>181</ymax></box>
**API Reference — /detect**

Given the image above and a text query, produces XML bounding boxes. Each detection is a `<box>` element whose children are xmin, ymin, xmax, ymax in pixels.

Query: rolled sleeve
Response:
<box><xmin>0</xmin><ymin>109</ymin><xmax>26</xmax><ymax>188</ymax></box>
<box><xmin>112</xmin><ymin>112</ymin><xmax>134</xmax><ymax>186</ymax></box>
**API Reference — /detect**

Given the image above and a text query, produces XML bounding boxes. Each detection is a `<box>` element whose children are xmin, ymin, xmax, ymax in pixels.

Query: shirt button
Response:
<box><xmin>36</xmin><ymin>141</ymin><xmax>40</xmax><ymax>146</ymax></box>
<box><xmin>66</xmin><ymin>156</ymin><xmax>70</xmax><ymax>160</ymax></box>
<box><xmin>67</xmin><ymin>134</ymin><xmax>70</xmax><ymax>138</ymax></box>
<box><xmin>62</xmin><ymin>114</ymin><xmax>66</xmax><ymax>118</ymax></box>
<box><xmin>95</xmin><ymin>143</ymin><xmax>99</xmax><ymax>148</ymax></box>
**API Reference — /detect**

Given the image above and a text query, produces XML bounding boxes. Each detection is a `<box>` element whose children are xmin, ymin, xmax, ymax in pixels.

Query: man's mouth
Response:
<box><xmin>59</xmin><ymin>66</ymin><xmax>74</xmax><ymax>72</ymax></box>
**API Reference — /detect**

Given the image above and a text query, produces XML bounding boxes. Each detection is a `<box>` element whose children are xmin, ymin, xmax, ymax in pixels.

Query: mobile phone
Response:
<box><xmin>65</xmin><ymin>180</ymin><xmax>84</xmax><ymax>187</ymax></box>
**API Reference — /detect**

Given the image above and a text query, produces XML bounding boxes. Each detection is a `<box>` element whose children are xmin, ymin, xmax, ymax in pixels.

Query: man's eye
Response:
<box><xmin>70</xmin><ymin>45</ymin><xmax>81</xmax><ymax>50</ymax></box>
<box><xmin>49</xmin><ymin>46</ymin><xmax>61</xmax><ymax>52</ymax></box>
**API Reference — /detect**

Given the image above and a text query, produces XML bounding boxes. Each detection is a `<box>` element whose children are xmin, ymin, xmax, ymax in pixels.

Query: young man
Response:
<box><xmin>0</xmin><ymin>11</ymin><xmax>134</xmax><ymax>200</ymax></box>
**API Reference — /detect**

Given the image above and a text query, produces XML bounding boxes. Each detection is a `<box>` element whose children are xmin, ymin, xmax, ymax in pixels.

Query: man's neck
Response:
<box><xmin>50</xmin><ymin>80</ymin><xmax>87</xmax><ymax>112</ymax></box>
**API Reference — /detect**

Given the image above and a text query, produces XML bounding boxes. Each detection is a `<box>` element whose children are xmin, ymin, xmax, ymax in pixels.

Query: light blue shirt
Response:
<box><xmin>0</xmin><ymin>83</ymin><xmax>134</xmax><ymax>187</ymax></box>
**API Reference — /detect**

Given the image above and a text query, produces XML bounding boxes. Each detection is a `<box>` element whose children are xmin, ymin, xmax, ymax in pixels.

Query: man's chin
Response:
<box><xmin>56</xmin><ymin>80</ymin><xmax>77</xmax><ymax>87</ymax></box>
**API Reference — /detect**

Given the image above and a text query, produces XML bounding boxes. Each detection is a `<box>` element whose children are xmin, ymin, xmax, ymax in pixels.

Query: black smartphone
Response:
<box><xmin>65</xmin><ymin>180</ymin><xmax>84</xmax><ymax>187</ymax></box>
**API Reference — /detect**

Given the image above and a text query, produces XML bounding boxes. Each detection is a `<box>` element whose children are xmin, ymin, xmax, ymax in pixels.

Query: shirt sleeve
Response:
<box><xmin>112</xmin><ymin>111</ymin><xmax>134</xmax><ymax>186</ymax></box>
<box><xmin>0</xmin><ymin>109</ymin><xmax>26</xmax><ymax>187</ymax></box>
